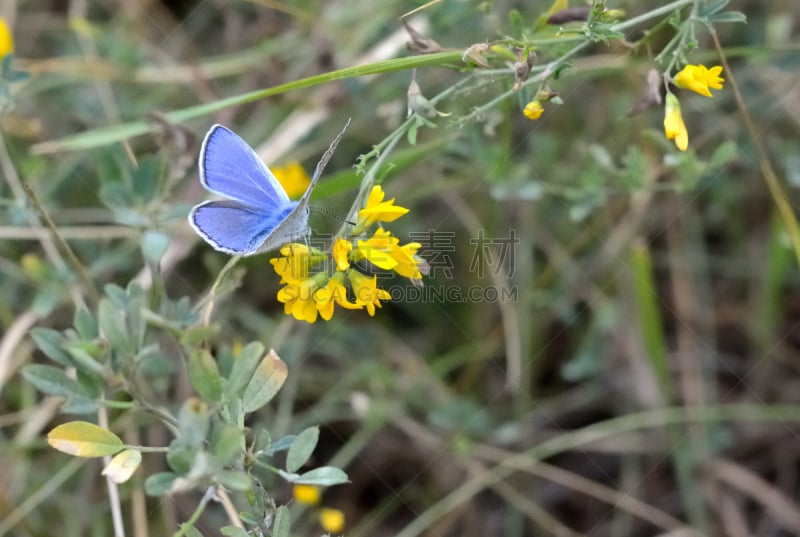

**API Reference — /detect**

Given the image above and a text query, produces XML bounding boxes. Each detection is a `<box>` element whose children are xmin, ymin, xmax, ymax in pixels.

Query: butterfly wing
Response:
<box><xmin>250</xmin><ymin>119</ymin><xmax>352</xmax><ymax>255</ymax></box>
<box><xmin>189</xmin><ymin>199</ymin><xmax>297</xmax><ymax>255</ymax></box>
<box><xmin>199</xmin><ymin>125</ymin><xmax>289</xmax><ymax>207</ymax></box>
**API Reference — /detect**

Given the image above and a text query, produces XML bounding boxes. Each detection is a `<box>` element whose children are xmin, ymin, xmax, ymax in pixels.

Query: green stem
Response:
<box><xmin>22</xmin><ymin>182</ymin><xmax>99</xmax><ymax>306</ymax></box>
<box><xmin>32</xmin><ymin>51</ymin><xmax>465</xmax><ymax>154</ymax></box>
<box><xmin>172</xmin><ymin>487</ymin><xmax>216</xmax><ymax>537</ymax></box>
<box><xmin>100</xmin><ymin>399</ymin><xmax>136</xmax><ymax>409</ymax></box>
<box><xmin>201</xmin><ymin>255</ymin><xmax>242</xmax><ymax>328</ymax></box>
<box><xmin>122</xmin><ymin>445</ymin><xmax>170</xmax><ymax>453</ymax></box>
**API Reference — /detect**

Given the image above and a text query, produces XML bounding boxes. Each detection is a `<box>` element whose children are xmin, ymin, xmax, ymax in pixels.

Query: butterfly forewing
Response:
<box><xmin>199</xmin><ymin>125</ymin><xmax>289</xmax><ymax>207</ymax></box>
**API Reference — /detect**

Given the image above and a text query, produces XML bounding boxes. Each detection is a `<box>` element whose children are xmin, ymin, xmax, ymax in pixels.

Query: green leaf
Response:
<box><xmin>66</xmin><ymin>346</ymin><xmax>105</xmax><ymax>375</ymax></box>
<box><xmin>98</xmin><ymin>298</ymin><xmax>133</xmax><ymax>355</ymax></box>
<box><xmin>61</xmin><ymin>395</ymin><xmax>100</xmax><ymax>414</ymax></box>
<box><xmin>22</xmin><ymin>364</ymin><xmax>90</xmax><ymax>399</ymax></box>
<box><xmin>32</xmin><ymin>287</ymin><xmax>60</xmax><ymax>317</ymax></box>
<box><xmin>707</xmin><ymin>11</ymin><xmax>747</xmax><ymax>24</ymax></box>
<box><xmin>103</xmin><ymin>284</ymin><xmax>129</xmax><ymax>308</ymax></box>
<box><xmin>179</xmin><ymin>325</ymin><xmax>217</xmax><ymax>347</ymax></box>
<box><xmin>293</xmin><ymin>466</ymin><xmax>350</xmax><ymax>486</ymax></box>
<box><xmin>286</xmin><ymin>426</ymin><xmax>319</xmax><ymax>473</ymax></box>
<box><xmin>211</xmin><ymin>423</ymin><xmax>244</xmax><ymax>467</ymax></box>
<box><xmin>254</xmin><ymin>429</ymin><xmax>271</xmax><ymax>453</ymax></box>
<box><xmin>217</xmin><ymin>470</ymin><xmax>252</xmax><ymax>491</ymax></box>
<box><xmin>145</xmin><ymin>472</ymin><xmax>178</xmax><ymax>496</ymax></box>
<box><xmin>47</xmin><ymin>421</ymin><xmax>124</xmax><ymax>457</ymax></box>
<box><xmin>140</xmin><ymin>231</ymin><xmax>170</xmax><ymax>264</ymax></box>
<box><xmin>242</xmin><ymin>349</ymin><xmax>288</xmax><ymax>412</ymax></box>
<box><xmin>30</xmin><ymin>328</ymin><xmax>73</xmax><ymax>366</ymax></box>
<box><xmin>224</xmin><ymin>342</ymin><xmax>265</xmax><ymax>400</ymax></box>
<box><xmin>273</xmin><ymin>506</ymin><xmax>291</xmax><ymax>537</ymax></box>
<box><xmin>260</xmin><ymin>434</ymin><xmax>296</xmax><ymax>457</ymax></box>
<box><xmin>73</xmin><ymin>307</ymin><xmax>98</xmax><ymax>340</ymax></box>
<box><xmin>177</xmin><ymin>398</ymin><xmax>209</xmax><ymax>448</ymax></box>
<box><xmin>188</xmin><ymin>349</ymin><xmax>223</xmax><ymax>402</ymax></box>
<box><xmin>699</xmin><ymin>0</ymin><xmax>730</xmax><ymax>17</ymax></box>
<box><xmin>166</xmin><ymin>440</ymin><xmax>195</xmax><ymax>474</ymax></box>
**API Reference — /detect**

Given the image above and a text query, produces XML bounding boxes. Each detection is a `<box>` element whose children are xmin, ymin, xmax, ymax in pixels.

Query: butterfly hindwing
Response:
<box><xmin>189</xmin><ymin>200</ymin><xmax>297</xmax><ymax>255</ymax></box>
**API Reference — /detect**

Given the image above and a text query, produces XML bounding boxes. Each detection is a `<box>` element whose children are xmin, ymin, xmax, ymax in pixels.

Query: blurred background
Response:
<box><xmin>2</xmin><ymin>0</ymin><xmax>800</xmax><ymax>536</ymax></box>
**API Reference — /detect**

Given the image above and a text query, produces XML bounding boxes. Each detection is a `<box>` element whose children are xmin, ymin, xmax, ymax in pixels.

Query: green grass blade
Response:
<box><xmin>32</xmin><ymin>51</ymin><xmax>465</xmax><ymax>154</ymax></box>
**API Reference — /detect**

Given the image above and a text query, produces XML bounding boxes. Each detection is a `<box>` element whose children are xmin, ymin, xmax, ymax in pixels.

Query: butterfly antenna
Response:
<box><xmin>309</xmin><ymin>204</ymin><xmax>356</xmax><ymax>226</ymax></box>
<box><xmin>312</xmin><ymin>118</ymin><xmax>352</xmax><ymax>181</ymax></box>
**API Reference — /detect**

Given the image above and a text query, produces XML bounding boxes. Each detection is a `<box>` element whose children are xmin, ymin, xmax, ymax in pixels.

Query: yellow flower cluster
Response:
<box><xmin>270</xmin><ymin>185</ymin><xmax>423</xmax><ymax>323</ymax></box>
<box><xmin>663</xmin><ymin>64</ymin><xmax>724</xmax><ymax>151</ymax></box>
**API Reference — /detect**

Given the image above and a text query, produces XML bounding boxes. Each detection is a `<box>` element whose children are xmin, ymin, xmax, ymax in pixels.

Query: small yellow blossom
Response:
<box><xmin>269</xmin><ymin>243</ymin><xmax>325</xmax><ymax>284</ymax></box>
<box><xmin>673</xmin><ymin>64</ymin><xmax>724</xmax><ymax>98</ymax></box>
<box><xmin>277</xmin><ymin>274</ymin><xmax>326</xmax><ymax>323</ymax></box>
<box><xmin>293</xmin><ymin>484</ymin><xmax>321</xmax><ymax>505</ymax></box>
<box><xmin>332</xmin><ymin>239</ymin><xmax>352</xmax><ymax>271</ymax></box>
<box><xmin>347</xmin><ymin>270</ymin><xmax>391</xmax><ymax>316</ymax></box>
<box><xmin>357</xmin><ymin>185</ymin><xmax>409</xmax><ymax>229</ymax></box>
<box><xmin>271</xmin><ymin>161</ymin><xmax>311</xmax><ymax>199</ymax></box>
<box><xmin>0</xmin><ymin>18</ymin><xmax>13</xmax><ymax>58</ymax></box>
<box><xmin>314</xmin><ymin>273</ymin><xmax>359</xmax><ymax>321</ymax></box>
<box><xmin>523</xmin><ymin>100</ymin><xmax>544</xmax><ymax>120</ymax></box>
<box><xmin>663</xmin><ymin>93</ymin><xmax>688</xmax><ymax>152</ymax></box>
<box><xmin>356</xmin><ymin>228</ymin><xmax>423</xmax><ymax>279</ymax></box>
<box><xmin>319</xmin><ymin>508</ymin><xmax>345</xmax><ymax>533</ymax></box>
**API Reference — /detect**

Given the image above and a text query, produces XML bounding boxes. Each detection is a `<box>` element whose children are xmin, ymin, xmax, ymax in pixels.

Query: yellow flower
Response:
<box><xmin>664</xmin><ymin>93</ymin><xmax>688</xmax><ymax>152</ymax></box>
<box><xmin>356</xmin><ymin>228</ymin><xmax>422</xmax><ymax>279</ymax></box>
<box><xmin>347</xmin><ymin>270</ymin><xmax>391</xmax><ymax>316</ymax></box>
<box><xmin>277</xmin><ymin>274</ymin><xmax>325</xmax><ymax>323</ymax></box>
<box><xmin>523</xmin><ymin>100</ymin><xmax>544</xmax><ymax>120</ymax></box>
<box><xmin>673</xmin><ymin>64</ymin><xmax>724</xmax><ymax>98</ymax></box>
<box><xmin>269</xmin><ymin>243</ymin><xmax>325</xmax><ymax>284</ymax></box>
<box><xmin>332</xmin><ymin>239</ymin><xmax>352</xmax><ymax>271</ymax></box>
<box><xmin>319</xmin><ymin>508</ymin><xmax>345</xmax><ymax>533</ymax></box>
<box><xmin>357</xmin><ymin>185</ymin><xmax>409</xmax><ymax>229</ymax></box>
<box><xmin>0</xmin><ymin>18</ymin><xmax>13</xmax><ymax>58</ymax></box>
<box><xmin>293</xmin><ymin>484</ymin><xmax>321</xmax><ymax>505</ymax></box>
<box><xmin>314</xmin><ymin>272</ymin><xmax>360</xmax><ymax>321</ymax></box>
<box><xmin>271</xmin><ymin>161</ymin><xmax>311</xmax><ymax>199</ymax></box>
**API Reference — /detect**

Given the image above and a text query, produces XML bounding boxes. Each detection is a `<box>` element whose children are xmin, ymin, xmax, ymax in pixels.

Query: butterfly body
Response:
<box><xmin>189</xmin><ymin>125</ymin><xmax>321</xmax><ymax>256</ymax></box>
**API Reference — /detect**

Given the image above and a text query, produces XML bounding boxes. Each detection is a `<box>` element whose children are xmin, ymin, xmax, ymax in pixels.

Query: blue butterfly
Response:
<box><xmin>189</xmin><ymin>123</ymin><xmax>347</xmax><ymax>256</ymax></box>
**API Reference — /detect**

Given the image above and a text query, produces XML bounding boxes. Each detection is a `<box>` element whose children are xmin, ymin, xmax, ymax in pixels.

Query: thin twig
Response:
<box><xmin>98</xmin><ymin>404</ymin><xmax>126</xmax><ymax>537</ymax></box>
<box><xmin>708</xmin><ymin>28</ymin><xmax>800</xmax><ymax>267</ymax></box>
<box><xmin>22</xmin><ymin>182</ymin><xmax>99</xmax><ymax>304</ymax></box>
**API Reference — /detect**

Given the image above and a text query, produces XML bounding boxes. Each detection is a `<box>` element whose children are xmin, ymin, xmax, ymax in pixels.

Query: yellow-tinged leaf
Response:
<box><xmin>102</xmin><ymin>449</ymin><xmax>142</xmax><ymax>483</ymax></box>
<box><xmin>47</xmin><ymin>421</ymin><xmax>124</xmax><ymax>457</ymax></box>
<box><xmin>242</xmin><ymin>349</ymin><xmax>289</xmax><ymax>412</ymax></box>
